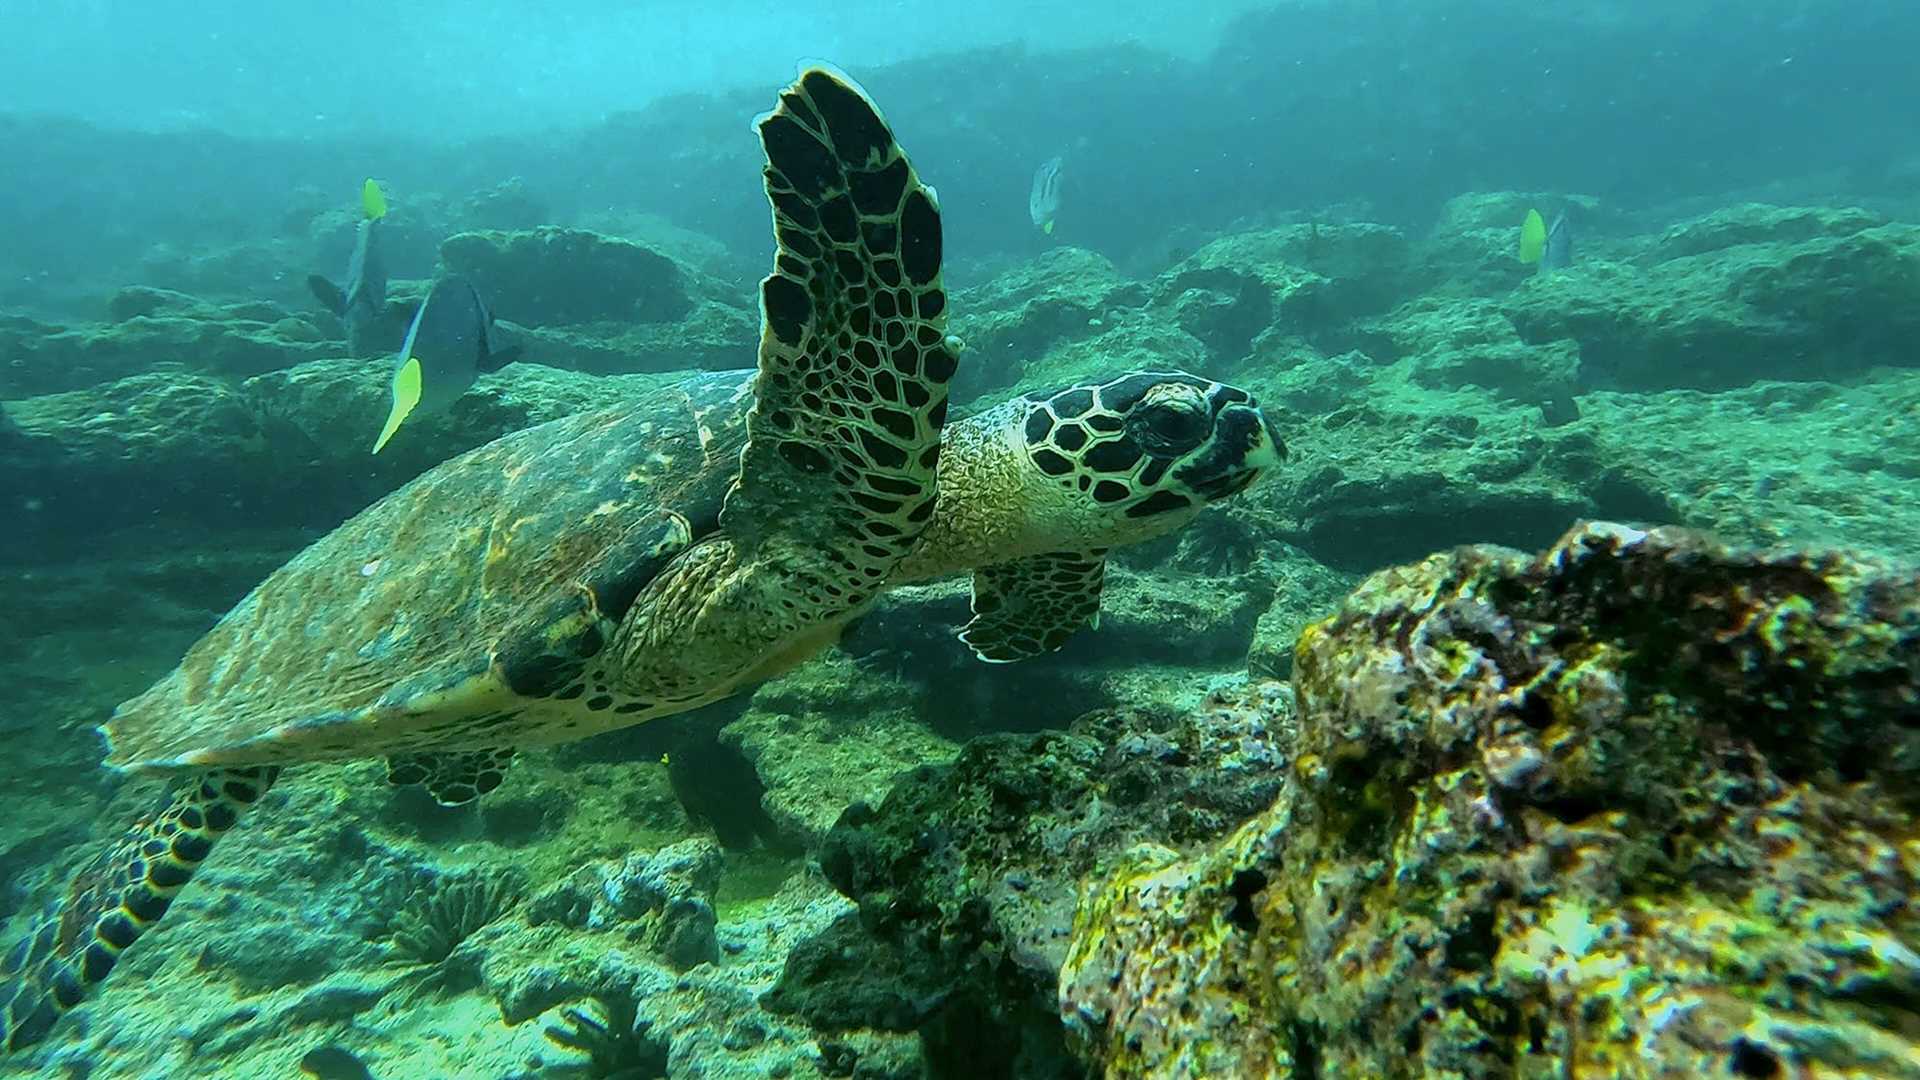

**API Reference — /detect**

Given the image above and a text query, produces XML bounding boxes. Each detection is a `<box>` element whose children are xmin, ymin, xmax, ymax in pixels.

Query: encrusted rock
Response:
<box><xmin>768</xmin><ymin>684</ymin><xmax>1293</xmax><ymax>1074</ymax></box>
<box><xmin>1502</xmin><ymin>208</ymin><xmax>1920</xmax><ymax>391</ymax></box>
<box><xmin>439</xmin><ymin>227</ymin><xmax>694</xmax><ymax>326</ymax></box>
<box><xmin>1060</xmin><ymin>522</ymin><xmax>1920</xmax><ymax>1079</ymax></box>
<box><xmin>529</xmin><ymin>838</ymin><xmax>723</xmax><ymax>971</ymax></box>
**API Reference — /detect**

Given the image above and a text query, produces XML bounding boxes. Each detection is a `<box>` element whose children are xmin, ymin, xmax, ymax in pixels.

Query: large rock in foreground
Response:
<box><xmin>1061</xmin><ymin>522</ymin><xmax>1920</xmax><ymax>1078</ymax></box>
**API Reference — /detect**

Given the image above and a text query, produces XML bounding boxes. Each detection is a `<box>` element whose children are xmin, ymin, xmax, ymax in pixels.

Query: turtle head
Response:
<box><xmin>890</xmin><ymin>370</ymin><xmax>1283</xmax><ymax>582</ymax></box>
<box><xmin>1014</xmin><ymin>370</ymin><xmax>1284</xmax><ymax>546</ymax></box>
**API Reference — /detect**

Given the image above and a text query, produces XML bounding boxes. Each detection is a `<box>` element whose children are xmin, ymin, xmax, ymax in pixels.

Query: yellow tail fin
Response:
<box><xmin>1042</xmin><ymin>219</ymin><xmax>1055</xmax><ymax>236</ymax></box>
<box><xmin>362</xmin><ymin>178</ymin><xmax>388</xmax><ymax>221</ymax></box>
<box><xmin>373</xmin><ymin>357</ymin><xmax>422</xmax><ymax>454</ymax></box>
<box><xmin>1519</xmin><ymin>208</ymin><xmax>1546</xmax><ymax>264</ymax></box>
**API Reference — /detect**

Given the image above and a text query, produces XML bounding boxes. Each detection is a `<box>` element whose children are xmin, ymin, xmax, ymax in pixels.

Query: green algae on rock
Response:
<box><xmin>1503</xmin><ymin>208</ymin><xmax>1920</xmax><ymax>392</ymax></box>
<box><xmin>438</xmin><ymin>227</ymin><xmax>695</xmax><ymax>326</ymax></box>
<box><xmin>0</xmin><ymin>303</ymin><xmax>339</xmax><ymax>397</ymax></box>
<box><xmin>1060</xmin><ymin>521</ymin><xmax>1920</xmax><ymax>1079</ymax></box>
<box><xmin>767</xmin><ymin>684</ymin><xmax>1294</xmax><ymax>1076</ymax></box>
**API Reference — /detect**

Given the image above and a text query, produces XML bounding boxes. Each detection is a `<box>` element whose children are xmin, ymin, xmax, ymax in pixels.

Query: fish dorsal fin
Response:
<box><xmin>1519</xmin><ymin>208</ymin><xmax>1546</xmax><ymax>264</ymax></box>
<box><xmin>362</xmin><ymin>178</ymin><xmax>388</xmax><ymax>221</ymax></box>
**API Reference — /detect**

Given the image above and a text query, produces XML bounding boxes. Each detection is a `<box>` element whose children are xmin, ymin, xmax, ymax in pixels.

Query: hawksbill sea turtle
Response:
<box><xmin>0</xmin><ymin>66</ymin><xmax>1285</xmax><ymax>1052</ymax></box>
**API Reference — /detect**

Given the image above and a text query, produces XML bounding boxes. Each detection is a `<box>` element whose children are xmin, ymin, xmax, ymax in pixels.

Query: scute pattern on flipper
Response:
<box><xmin>724</xmin><ymin>67</ymin><xmax>956</xmax><ymax>629</ymax></box>
<box><xmin>960</xmin><ymin>549</ymin><xmax>1108</xmax><ymax>662</ymax></box>
<box><xmin>386</xmin><ymin>747</ymin><xmax>516</xmax><ymax>806</ymax></box>
<box><xmin>0</xmin><ymin>767</ymin><xmax>277</xmax><ymax>1052</ymax></box>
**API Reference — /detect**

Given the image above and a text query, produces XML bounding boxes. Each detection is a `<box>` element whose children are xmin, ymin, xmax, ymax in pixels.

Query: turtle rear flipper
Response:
<box><xmin>386</xmin><ymin>748</ymin><xmax>515</xmax><ymax>806</ymax></box>
<box><xmin>723</xmin><ymin>66</ymin><xmax>956</xmax><ymax>608</ymax></box>
<box><xmin>0</xmin><ymin>766</ymin><xmax>278</xmax><ymax>1053</ymax></box>
<box><xmin>959</xmin><ymin>550</ymin><xmax>1108</xmax><ymax>663</ymax></box>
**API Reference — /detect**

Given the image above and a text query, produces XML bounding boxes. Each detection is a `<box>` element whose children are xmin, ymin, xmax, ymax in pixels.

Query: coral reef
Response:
<box><xmin>1060</xmin><ymin>522</ymin><xmax>1920</xmax><ymax>1078</ymax></box>
<box><xmin>4</xmin><ymin>175</ymin><xmax>1920</xmax><ymax>1080</ymax></box>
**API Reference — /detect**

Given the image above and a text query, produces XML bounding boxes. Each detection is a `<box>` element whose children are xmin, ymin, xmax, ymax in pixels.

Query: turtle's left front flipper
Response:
<box><xmin>959</xmin><ymin>549</ymin><xmax>1108</xmax><ymax>662</ymax></box>
<box><xmin>607</xmin><ymin>67</ymin><xmax>956</xmax><ymax>700</ymax></box>
<box><xmin>724</xmin><ymin>65</ymin><xmax>956</xmax><ymax>608</ymax></box>
<box><xmin>0</xmin><ymin>766</ymin><xmax>277</xmax><ymax>1054</ymax></box>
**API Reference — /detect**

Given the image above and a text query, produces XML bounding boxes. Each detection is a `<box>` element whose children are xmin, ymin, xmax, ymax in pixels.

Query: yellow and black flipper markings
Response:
<box><xmin>960</xmin><ymin>549</ymin><xmax>1108</xmax><ymax>662</ymax></box>
<box><xmin>723</xmin><ymin>66</ymin><xmax>956</xmax><ymax>622</ymax></box>
<box><xmin>0</xmin><ymin>766</ymin><xmax>277</xmax><ymax>1053</ymax></box>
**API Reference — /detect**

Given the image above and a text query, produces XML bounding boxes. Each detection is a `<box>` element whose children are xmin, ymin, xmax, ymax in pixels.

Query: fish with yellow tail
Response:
<box><xmin>308</xmin><ymin>179</ymin><xmax>390</xmax><ymax>356</ymax></box>
<box><xmin>1519</xmin><ymin>207</ymin><xmax>1574</xmax><ymax>273</ymax></box>
<box><xmin>372</xmin><ymin>275</ymin><xmax>521</xmax><ymax>453</ymax></box>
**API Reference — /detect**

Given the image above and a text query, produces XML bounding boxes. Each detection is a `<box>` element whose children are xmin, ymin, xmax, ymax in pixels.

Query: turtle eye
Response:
<box><xmin>1134</xmin><ymin>402</ymin><xmax>1210</xmax><ymax>455</ymax></box>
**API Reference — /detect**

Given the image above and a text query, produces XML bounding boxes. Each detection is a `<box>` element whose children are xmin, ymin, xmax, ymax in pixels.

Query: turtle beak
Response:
<box><xmin>1184</xmin><ymin>402</ymin><xmax>1285</xmax><ymax>501</ymax></box>
<box><xmin>1244</xmin><ymin>407</ymin><xmax>1287</xmax><ymax>472</ymax></box>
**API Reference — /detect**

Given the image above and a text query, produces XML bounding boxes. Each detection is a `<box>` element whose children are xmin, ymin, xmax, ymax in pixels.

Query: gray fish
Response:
<box><xmin>308</xmin><ymin>180</ymin><xmax>390</xmax><ymax>356</ymax></box>
<box><xmin>1029</xmin><ymin>155</ymin><xmax>1064</xmax><ymax>235</ymax></box>
<box><xmin>373</xmin><ymin>274</ymin><xmax>521</xmax><ymax>453</ymax></box>
<box><xmin>1539</xmin><ymin>211</ymin><xmax>1574</xmax><ymax>272</ymax></box>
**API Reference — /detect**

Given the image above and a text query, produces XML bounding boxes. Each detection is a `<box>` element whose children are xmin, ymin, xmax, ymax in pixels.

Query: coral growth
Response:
<box><xmin>543</xmin><ymin>992</ymin><xmax>669</xmax><ymax>1079</ymax></box>
<box><xmin>385</xmin><ymin>871</ymin><xmax>524</xmax><ymax>974</ymax></box>
<box><xmin>1060</xmin><ymin>522</ymin><xmax>1920</xmax><ymax>1078</ymax></box>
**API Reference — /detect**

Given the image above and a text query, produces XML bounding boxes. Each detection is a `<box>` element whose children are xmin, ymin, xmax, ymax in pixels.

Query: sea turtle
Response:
<box><xmin>0</xmin><ymin>67</ymin><xmax>1285</xmax><ymax>1052</ymax></box>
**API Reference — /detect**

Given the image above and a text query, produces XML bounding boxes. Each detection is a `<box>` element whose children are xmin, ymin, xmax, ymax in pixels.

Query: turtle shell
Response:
<box><xmin>102</xmin><ymin>369</ymin><xmax>756</xmax><ymax>770</ymax></box>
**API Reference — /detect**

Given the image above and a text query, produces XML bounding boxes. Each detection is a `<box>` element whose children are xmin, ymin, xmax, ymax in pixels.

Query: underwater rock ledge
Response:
<box><xmin>780</xmin><ymin>521</ymin><xmax>1919</xmax><ymax>1079</ymax></box>
<box><xmin>1061</xmin><ymin>521</ymin><xmax>1920</xmax><ymax>1079</ymax></box>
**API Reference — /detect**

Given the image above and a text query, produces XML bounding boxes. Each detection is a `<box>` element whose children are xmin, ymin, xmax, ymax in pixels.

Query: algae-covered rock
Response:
<box><xmin>1652</xmin><ymin>202</ymin><xmax>1889</xmax><ymax>259</ymax></box>
<box><xmin>1249</xmin><ymin>351</ymin><xmax>1662</xmax><ymax>571</ymax></box>
<box><xmin>0</xmin><ymin>305</ymin><xmax>337</xmax><ymax>397</ymax></box>
<box><xmin>528</xmin><ymin>838</ymin><xmax>723</xmax><ymax>971</ymax></box>
<box><xmin>509</xmin><ymin>299</ymin><xmax>758</xmax><ymax>375</ymax></box>
<box><xmin>1060</xmin><ymin>522</ymin><xmax>1920</xmax><ymax>1079</ymax></box>
<box><xmin>947</xmin><ymin>248</ymin><xmax>1146</xmax><ymax>403</ymax></box>
<box><xmin>999</xmin><ymin>314</ymin><xmax>1210</xmax><ymax>404</ymax></box>
<box><xmin>1578</xmin><ymin>372</ymin><xmax>1920</xmax><ymax>565</ymax></box>
<box><xmin>1150</xmin><ymin>224</ymin><xmax>1412</xmax><ymax>360</ymax></box>
<box><xmin>768</xmin><ymin>684</ymin><xmax>1293</xmax><ymax>1075</ymax></box>
<box><xmin>1354</xmin><ymin>296</ymin><xmax>1581</xmax><ymax>405</ymax></box>
<box><xmin>720</xmin><ymin>654</ymin><xmax>960</xmax><ymax>848</ymax></box>
<box><xmin>439</xmin><ymin>227</ymin><xmax>694</xmax><ymax>326</ymax></box>
<box><xmin>1414</xmin><ymin>192</ymin><xmax>1609</xmax><ymax>299</ymax></box>
<box><xmin>1503</xmin><ymin>209</ymin><xmax>1920</xmax><ymax>391</ymax></box>
<box><xmin>0</xmin><ymin>358</ymin><xmax>673</xmax><ymax>537</ymax></box>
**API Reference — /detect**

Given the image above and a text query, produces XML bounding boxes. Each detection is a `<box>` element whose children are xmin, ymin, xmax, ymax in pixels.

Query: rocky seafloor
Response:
<box><xmin>2</xmin><ymin>194</ymin><xmax>1917</xmax><ymax>1079</ymax></box>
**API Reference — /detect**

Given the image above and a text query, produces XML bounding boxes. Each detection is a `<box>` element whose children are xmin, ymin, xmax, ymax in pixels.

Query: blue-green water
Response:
<box><xmin>1</xmin><ymin>3</ymin><xmax>1917</xmax><ymax>1077</ymax></box>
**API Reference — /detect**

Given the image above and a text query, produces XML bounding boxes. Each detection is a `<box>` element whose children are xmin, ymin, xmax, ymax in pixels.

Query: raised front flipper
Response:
<box><xmin>386</xmin><ymin>748</ymin><xmax>516</xmax><ymax>806</ymax></box>
<box><xmin>959</xmin><ymin>550</ymin><xmax>1108</xmax><ymax>663</ymax></box>
<box><xmin>723</xmin><ymin>66</ymin><xmax>956</xmax><ymax>612</ymax></box>
<box><xmin>0</xmin><ymin>766</ymin><xmax>278</xmax><ymax>1054</ymax></box>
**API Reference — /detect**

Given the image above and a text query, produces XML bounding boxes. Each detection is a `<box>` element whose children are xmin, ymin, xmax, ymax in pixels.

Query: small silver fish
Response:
<box><xmin>1029</xmin><ymin>156</ymin><xmax>1064</xmax><ymax>235</ymax></box>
